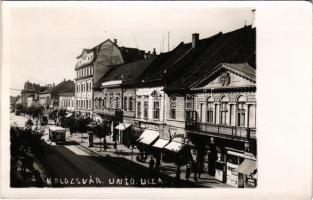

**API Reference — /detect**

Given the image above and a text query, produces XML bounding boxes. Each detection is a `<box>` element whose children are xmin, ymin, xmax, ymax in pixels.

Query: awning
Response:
<box><xmin>137</xmin><ymin>129</ymin><xmax>159</xmax><ymax>145</ymax></box>
<box><xmin>93</xmin><ymin>115</ymin><xmax>103</xmax><ymax>123</ymax></box>
<box><xmin>152</xmin><ymin>138</ymin><xmax>170</xmax><ymax>149</ymax></box>
<box><xmin>65</xmin><ymin>113</ymin><xmax>73</xmax><ymax>118</ymax></box>
<box><xmin>49</xmin><ymin>126</ymin><xmax>66</xmax><ymax>132</ymax></box>
<box><xmin>164</xmin><ymin>141</ymin><xmax>183</xmax><ymax>153</ymax></box>
<box><xmin>234</xmin><ymin>159</ymin><xmax>257</xmax><ymax>175</ymax></box>
<box><xmin>115</xmin><ymin>123</ymin><xmax>131</xmax><ymax>131</ymax></box>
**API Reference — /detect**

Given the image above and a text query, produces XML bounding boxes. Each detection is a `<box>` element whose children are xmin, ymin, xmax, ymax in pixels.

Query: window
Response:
<box><xmin>220</xmin><ymin>96</ymin><xmax>229</xmax><ymax>125</ymax></box>
<box><xmin>109</xmin><ymin>94</ymin><xmax>113</xmax><ymax>110</ymax></box>
<box><xmin>129</xmin><ymin>96</ymin><xmax>135</xmax><ymax>111</ymax></box>
<box><xmin>170</xmin><ymin>97</ymin><xmax>177</xmax><ymax>119</ymax></box>
<box><xmin>185</xmin><ymin>95</ymin><xmax>193</xmax><ymax>111</ymax></box>
<box><xmin>123</xmin><ymin>96</ymin><xmax>128</xmax><ymax>111</ymax></box>
<box><xmin>153</xmin><ymin>100</ymin><xmax>160</xmax><ymax>120</ymax></box>
<box><xmin>114</xmin><ymin>96</ymin><xmax>120</xmax><ymax>109</ymax></box>
<box><xmin>237</xmin><ymin>95</ymin><xmax>246</xmax><ymax>127</ymax></box>
<box><xmin>207</xmin><ymin>96</ymin><xmax>214</xmax><ymax>123</ymax></box>
<box><xmin>103</xmin><ymin>95</ymin><xmax>107</xmax><ymax>109</ymax></box>
<box><xmin>137</xmin><ymin>101</ymin><xmax>141</xmax><ymax>118</ymax></box>
<box><xmin>143</xmin><ymin>99</ymin><xmax>148</xmax><ymax>119</ymax></box>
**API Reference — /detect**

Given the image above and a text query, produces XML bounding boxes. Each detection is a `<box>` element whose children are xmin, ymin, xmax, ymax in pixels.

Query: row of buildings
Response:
<box><xmin>19</xmin><ymin>79</ymin><xmax>75</xmax><ymax>113</ymax></box>
<box><xmin>73</xmin><ymin>25</ymin><xmax>257</xmax><ymax>188</ymax></box>
<box><xmin>18</xmin><ymin>25</ymin><xmax>257</xmax><ymax>188</ymax></box>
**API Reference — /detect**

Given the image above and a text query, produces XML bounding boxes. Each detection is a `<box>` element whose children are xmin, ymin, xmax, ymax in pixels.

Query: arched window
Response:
<box><xmin>237</xmin><ymin>95</ymin><xmax>247</xmax><ymax>127</ymax></box>
<box><xmin>220</xmin><ymin>96</ymin><xmax>229</xmax><ymax>125</ymax></box>
<box><xmin>206</xmin><ymin>96</ymin><xmax>214</xmax><ymax>123</ymax></box>
<box><xmin>170</xmin><ymin>96</ymin><xmax>177</xmax><ymax>119</ymax></box>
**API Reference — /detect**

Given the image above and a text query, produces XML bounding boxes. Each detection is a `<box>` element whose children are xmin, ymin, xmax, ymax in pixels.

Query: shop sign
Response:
<box><xmin>169</xmin><ymin>127</ymin><xmax>186</xmax><ymax>142</ymax></box>
<box><xmin>226</xmin><ymin>162</ymin><xmax>239</xmax><ymax>187</ymax></box>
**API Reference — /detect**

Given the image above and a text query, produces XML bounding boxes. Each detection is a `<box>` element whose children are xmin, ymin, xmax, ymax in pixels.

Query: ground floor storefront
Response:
<box><xmin>187</xmin><ymin>132</ymin><xmax>257</xmax><ymax>188</ymax></box>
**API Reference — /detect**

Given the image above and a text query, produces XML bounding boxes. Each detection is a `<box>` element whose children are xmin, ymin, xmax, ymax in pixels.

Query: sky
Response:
<box><xmin>4</xmin><ymin>2</ymin><xmax>254</xmax><ymax>96</ymax></box>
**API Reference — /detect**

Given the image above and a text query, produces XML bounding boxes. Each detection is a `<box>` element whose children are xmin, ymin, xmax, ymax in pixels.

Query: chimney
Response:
<box><xmin>63</xmin><ymin>78</ymin><xmax>66</xmax><ymax>82</ymax></box>
<box><xmin>53</xmin><ymin>83</ymin><xmax>55</xmax><ymax>87</ymax></box>
<box><xmin>153</xmin><ymin>48</ymin><xmax>156</xmax><ymax>56</ymax></box>
<box><xmin>148</xmin><ymin>51</ymin><xmax>151</xmax><ymax>57</ymax></box>
<box><xmin>192</xmin><ymin>33</ymin><xmax>199</xmax><ymax>48</ymax></box>
<box><xmin>114</xmin><ymin>39</ymin><xmax>117</xmax><ymax>45</ymax></box>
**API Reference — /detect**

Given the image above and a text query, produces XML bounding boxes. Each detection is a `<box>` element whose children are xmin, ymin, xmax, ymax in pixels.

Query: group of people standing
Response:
<box><xmin>148</xmin><ymin>157</ymin><xmax>161</xmax><ymax>178</ymax></box>
<box><xmin>148</xmin><ymin>156</ymin><xmax>203</xmax><ymax>183</ymax></box>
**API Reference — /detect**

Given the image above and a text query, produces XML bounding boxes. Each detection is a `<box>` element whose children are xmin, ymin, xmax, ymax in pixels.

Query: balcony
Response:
<box><xmin>185</xmin><ymin>111</ymin><xmax>256</xmax><ymax>139</ymax></box>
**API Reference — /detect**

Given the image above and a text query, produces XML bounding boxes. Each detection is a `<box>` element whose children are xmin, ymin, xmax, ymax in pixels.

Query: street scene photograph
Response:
<box><xmin>7</xmin><ymin>3</ymin><xmax>257</xmax><ymax>188</ymax></box>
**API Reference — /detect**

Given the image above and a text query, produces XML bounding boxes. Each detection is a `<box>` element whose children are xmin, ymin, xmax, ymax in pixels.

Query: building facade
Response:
<box><xmin>59</xmin><ymin>93</ymin><xmax>75</xmax><ymax>112</ymax></box>
<box><xmin>75</xmin><ymin>39</ymin><xmax>145</xmax><ymax>117</ymax></box>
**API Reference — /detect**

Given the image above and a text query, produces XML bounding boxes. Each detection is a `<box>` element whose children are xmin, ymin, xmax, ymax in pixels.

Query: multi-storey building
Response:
<box><xmin>38</xmin><ymin>80</ymin><xmax>75</xmax><ymax>112</ymax></box>
<box><xmin>21</xmin><ymin>81</ymin><xmax>48</xmax><ymax>107</ymax></box>
<box><xmin>164</xmin><ymin>25</ymin><xmax>256</xmax><ymax>188</ymax></box>
<box><xmin>93</xmin><ymin>57</ymin><xmax>155</xmax><ymax>144</ymax></box>
<box><xmin>75</xmin><ymin>39</ymin><xmax>145</xmax><ymax>117</ymax></box>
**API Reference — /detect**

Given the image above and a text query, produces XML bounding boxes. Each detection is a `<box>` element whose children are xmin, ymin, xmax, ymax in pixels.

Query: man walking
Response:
<box><xmin>149</xmin><ymin>157</ymin><xmax>155</xmax><ymax>177</ymax></box>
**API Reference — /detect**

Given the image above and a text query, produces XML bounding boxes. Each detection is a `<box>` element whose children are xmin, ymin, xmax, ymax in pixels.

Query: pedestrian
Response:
<box><xmin>149</xmin><ymin>157</ymin><xmax>155</xmax><ymax>176</ymax></box>
<box><xmin>175</xmin><ymin>165</ymin><xmax>181</xmax><ymax>182</ymax></box>
<box><xmin>198</xmin><ymin>162</ymin><xmax>202</xmax><ymax>179</ymax></box>
<box><xmin>103</xmin><ymin>137</ymin><xmax>107</xmax><ymax>151</ymax></box>
<box><xmin>154</xmin><ymin>158</ymin><xmax>160</xmax><ymax>178</ymax></box>
<box><xmin>185</xmin><ymin>162</ymin><xmax>191</xmax><ymax>181</ymax></box>
<box><xmin>192</xmin><ymin>160</ymin><xmax>198</xmax><ymax>181</ymax></box>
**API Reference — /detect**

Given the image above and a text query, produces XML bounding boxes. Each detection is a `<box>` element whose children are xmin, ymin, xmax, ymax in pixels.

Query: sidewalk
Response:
<box><xmin>67</xmin><ymin>131</ymin><xmax>232</xmax><ymax>188</ymax></box>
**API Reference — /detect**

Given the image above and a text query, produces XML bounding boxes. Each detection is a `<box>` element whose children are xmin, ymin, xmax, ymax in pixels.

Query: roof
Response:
<box><xmin>191</xmin><ymin>62</ymin><xmax>256</xmax><ymax>89</ymax></box>
<box><xmin>224</xmin><ymin>63</ymin><xmax>255</xmax><ymax>79</ymax></box>
<box><xmin>119</xmin><ymin>46</ymin><xmax>145</xmax><ymax>63</ymax></box>
<box><xmin>94</xmin><ymin>57</ymin><xmax>155</xmax><ymax>89</ymax></box>
<box><xmin>76</xmin><ymin>48</ymin><xmax>94</xmax><ymax>58</ymax></box>
<box><xmin>136</xmin><ymin>32</ymin><xmax>222</xmax><ymax>88</ymax></box>
<box><xmin>165</xmin><ymin>25</ymin><xmax>256</xmax><ymax>91</ymax></box>
<box><xmin>46</xmin><ymin>80</ymin><xmax>75</xmax><ymax>94</ymax></box>
<box><xmin>75</xmin><ymin>39</ymin><xmax>145</xmax><ymax>71</ymax></box>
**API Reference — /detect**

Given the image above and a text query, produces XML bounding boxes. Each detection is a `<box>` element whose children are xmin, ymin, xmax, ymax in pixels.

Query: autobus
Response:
<box><xmin>49</xmin><ymin>126</ymin><xmax>66</xmax><ymax>144</ymax></box>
